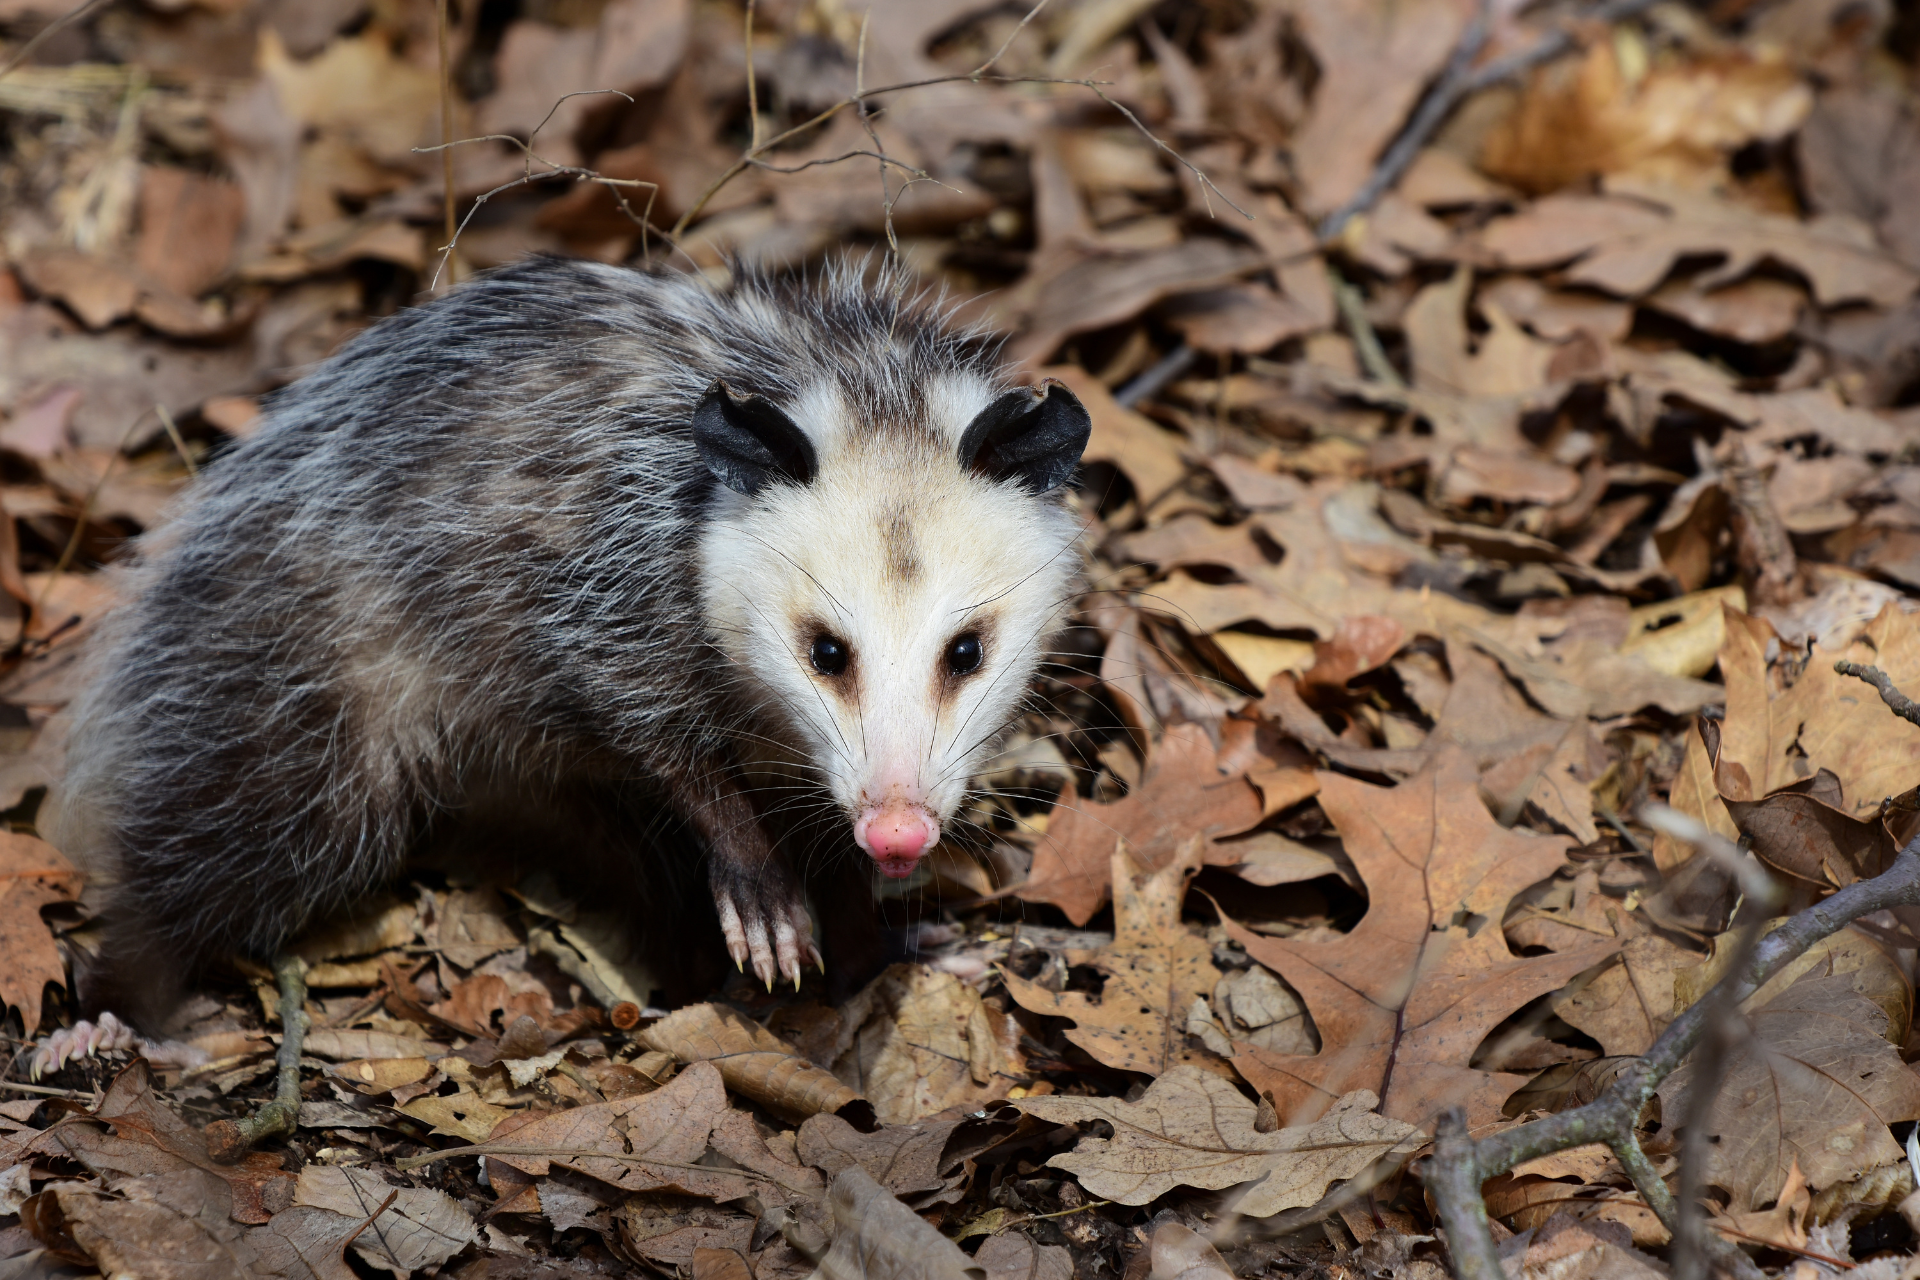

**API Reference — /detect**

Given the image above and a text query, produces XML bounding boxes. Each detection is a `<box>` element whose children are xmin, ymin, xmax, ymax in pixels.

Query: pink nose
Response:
<box><xmin>858</xmin><ymin>806</ymin><xmax>933</xmax><ymax>875</ymax></box>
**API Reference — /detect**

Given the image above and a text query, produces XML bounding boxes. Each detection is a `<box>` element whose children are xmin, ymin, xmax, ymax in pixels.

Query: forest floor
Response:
<box><xmin>6</xmin><ymin>0</ymin><xmax>1920</xmax><ymax>1276</ymax></box>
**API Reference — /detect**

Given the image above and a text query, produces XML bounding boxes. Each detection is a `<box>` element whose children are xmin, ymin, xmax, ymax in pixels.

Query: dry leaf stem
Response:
<box><xmin>204</xmin><ymin>953</ymin><xmax>308</xmax><ymax>1163</ymax></box>
<box><xmin>1429</xmin><ymin>836</ymin><xmax>1920</xmax><ymax>1279</ymax></box>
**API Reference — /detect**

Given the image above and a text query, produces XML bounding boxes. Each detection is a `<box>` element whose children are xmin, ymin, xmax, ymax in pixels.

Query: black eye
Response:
<box><xmin>810</xmin><ymin>634</ymin><xmax>848</xmax><ymax>676</ymax></box>
<box><xmin>945</xmin><ymin>633</ymin><xmax>983</xmax><ymax>677</ymax></box>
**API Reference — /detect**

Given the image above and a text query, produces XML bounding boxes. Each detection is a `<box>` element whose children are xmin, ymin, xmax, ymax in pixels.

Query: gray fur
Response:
<box><xmin>51</xmin><ymin>256</ymin><xmax>1009</xmax><ymax>1023</ymax></box>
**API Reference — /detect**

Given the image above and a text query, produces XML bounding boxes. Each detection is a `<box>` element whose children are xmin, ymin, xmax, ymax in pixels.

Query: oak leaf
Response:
<box><xmin>1019</xmin><ymin>1066</ymin><xmax>1419</xmax><ymax>1216</ymax></box>
<box><xmin>1016</xmin><ymin>723</ymin><xmax>1262</xmax><ymax>926</ymax></box>
<box><xmin>1225</xmin><ymin>748</ymin><xmax>1614</xmax><ymax>1127</ymax></box>
<box><xmin>1005</xmin><ymin>836</ymin><xmax>1223</xmax><ymax>1077</ymax></box>
<box><xmin>0</xmin><ymin>832</ymin><xmax>80</xmax><ymax>1034</ymax></box>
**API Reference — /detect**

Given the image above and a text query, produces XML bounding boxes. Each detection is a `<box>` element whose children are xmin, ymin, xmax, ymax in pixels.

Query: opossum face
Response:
<box><xmin>697</xmin><ymin>375</ymin><xmax>1090</xmax><ymax>877</ymax></box>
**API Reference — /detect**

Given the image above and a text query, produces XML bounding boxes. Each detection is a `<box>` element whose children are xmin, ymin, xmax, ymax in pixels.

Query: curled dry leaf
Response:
<box><xmin>1225</xmin><ymin>749</ymin><xmax>1614</xmax><ymax>1127</ymax></box>
<box><xmin>810</xmin><ymin>1166</ymin><xmax>985</xmax><ymax>1280</ymax></box>
<box><xmin>1005</xmin><ymin>835</ymin><xmax>1223</xmax><ymax>1077</ymax></box>
<box><xmin>640</xmin><ymin>1003</ymin><xmax>863</xmax><ymax>1121</ymax></box>
<box><xmin>0</xmin><ymin>832</ymin><xmax>81</xmax><ymax>1033</ymax></box>
<box><xmin>1020</xmin><ymin>1067</ymin><xmax>1419</xmax><ymax>1217</ymax></box>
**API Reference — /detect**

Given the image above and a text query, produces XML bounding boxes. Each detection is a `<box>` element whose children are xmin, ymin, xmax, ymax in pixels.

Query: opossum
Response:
<box><xmin>40</xmin><ymin>256</ymin><xmax>1090</xmax><ymax>1053</ymax></box>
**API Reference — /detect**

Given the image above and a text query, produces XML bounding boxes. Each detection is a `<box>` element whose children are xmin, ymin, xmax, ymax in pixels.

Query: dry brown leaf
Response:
<box><xmin>1478</xmin><ymin>181</ymin><xmax>1918</xmax><ymax>307</ymax></box>
<box><xmin>1011</xmin><ymin>240</ymin><xmax>1266</xmax><ymax>366</ymax></box>
<box><xmin>1037</xmin><ymin>365</ymin><xmax>1188</xmax><ymax>507</ymax></box>
<box><xmin>811</xmin><ymin>1166</ymin><xmax>984</xmax><ymax>1280</ymax></box>
<box><xmin>1711</xmin><ymin>1159</ymin><xmax>1811</xmax><ymax>1253</ymax></box>
<box><xmin>1286</xmin><ymin>0</ymin><xmax>1475</xmax><ymax>217</ymax></box>
<box><xmin>617</xmin><ymin>1196</ymin><xmax>754</xmax><ymax>1270</ymax></box>
<box><xmin>1495</xmin><ymin>1215</ymin><xmax>1669</xmax><ymax>1280</ymax></box>
<box><xmin>1551</xmin><ymin>935</ymin><xmax>1696</xmax><ymax>1057</ymax></box>
<box><xmin>1657</xmin><ymin>972</ymin><xmax>1920</xmax><ymax>1212</ymax></box>
<box><xmin>48</xmin><ymin>1175</ymin><xmax>258</xmax><ymax>1280</ymax></box>
<box><xmin>1300</xmin><ymin>615</ymin><xmax>1406</xmax><ymax>688</ymax></box>
<box><xmin>0</xmin><ymin>833</ymin><xmax>81</xmax><ymax>1033</ymax></box>
<box><xmin>1006</xmin><ymin>836</ymin><xmax>1222</xmax><ymax>1076</ymax></box>
<box><xmin>1798</xmin><ymin>82</ymin><xmax>1920</xmax><ymax>272</ymax></box>
<box><xmin>1226</xmin><ymin>749</ymin><xmax>1614</xmax><ymax>1127</ymax></box>
<box><xmin>794</xmin><ymin>1111</ymin><xmax>955</xmax><ymax>1200</ymax></box>
<box><xmin>1717</xmin><ymin>604</ymin><xmax>1920</xmax><ymax>817</ymax></box>
<box><xmin>1019</xmin><ymin>1067</ymin><xmax>1418</xmax><ymax>1216</ymax></box>
<box><xmin>1017</xmin><ymin>722</ymin><xmax>1262</xmax><ymax>925</ymax></box>
<box><xmin>484</xmin><ymin>1059</ymin><xmax>743</xmax><ymax>1197</ymax></box>
<box><xmin>829</xmin><ymin>964</ymin><xmax>1026</xmax><ymax>1125</ymax></box>
<box><xmin>640</xmin><ymin>1002</ymin><xmax>863</xmax><ymax>1121</ymax></box>
<box><xmin>1481</xmin><ymin>37</ymin><xmax>1810</xmax><ymax>193</ymax></box>
<box><xmin>1159</xmin><ymin>283</ymin><xmax>1324</xmax><ymax>354</ymax></box>
<box><xmin>136</xmin><ymin>166</ymin><xmax>244</xmax><ymax>299</ymax></box>
<box><xmin>293</xmin><ymin>1164</ymin><xmax>477</xmax><ymax>1273</ymax></box>
<box><xmin>976</xmin><ymin>1233</ymin><xmax>1073</xmax><ymax>1280</ymax></box>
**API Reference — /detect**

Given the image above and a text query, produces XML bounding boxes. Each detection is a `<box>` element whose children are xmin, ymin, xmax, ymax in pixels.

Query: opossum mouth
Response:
<box><xmin>873</xmin><ymin>854</ymin><xmax>924</xmax><ymax>879</ymax></box>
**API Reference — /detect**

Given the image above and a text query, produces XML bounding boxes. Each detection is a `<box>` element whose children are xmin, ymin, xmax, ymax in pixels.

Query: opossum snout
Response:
<box><xmin>854</xmin><ymin>802</ymin><xmax>935</xmax><ymax>877</ymax></box>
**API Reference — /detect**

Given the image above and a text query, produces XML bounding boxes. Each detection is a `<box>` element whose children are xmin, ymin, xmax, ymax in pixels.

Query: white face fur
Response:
<box><xmin>698</xmin><ymin>374</ymin><xmax>1085</xmax><ymax>877</ymax></box>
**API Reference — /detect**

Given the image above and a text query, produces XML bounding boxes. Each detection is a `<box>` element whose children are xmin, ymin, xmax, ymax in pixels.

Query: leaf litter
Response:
<box><xmin>7</xmin><ymin>0</ymin><xmax>1920</xmax><ymax>1276</ymax></box>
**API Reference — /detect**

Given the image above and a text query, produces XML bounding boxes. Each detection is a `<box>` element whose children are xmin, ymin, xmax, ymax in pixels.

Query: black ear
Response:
<box><xmin>692</xmin><ymin>381</ymin><xmax>819</xmax><ymax>496</ymax></box>
<box><xmin>955</xmin><ymin>380</ymin><xmax>1092</xmax><ymax>494</ymax></box>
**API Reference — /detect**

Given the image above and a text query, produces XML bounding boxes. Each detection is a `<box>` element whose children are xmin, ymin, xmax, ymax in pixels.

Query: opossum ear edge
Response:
<box><xmin>956</xmin><ymin>380</ymin><xmax>1092</xmax><ymax>494</ymax></box>
<box><xmin>692</xmin><ymin>381</ymin><xmax>819</xmax><ymax>495</ymax></box>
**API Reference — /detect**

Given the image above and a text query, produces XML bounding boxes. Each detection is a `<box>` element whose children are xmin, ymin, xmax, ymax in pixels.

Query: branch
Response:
<box><xmin>1835</xmin><ymin>661</ymin><xmax>1920</xmax><ymax>728</ymax></box>
<box><xmin>668</xmin><ymin>0</ymin><xmax>1244</xmax><ymax>239</ymax></box>
<box><xmin>206</xmin><ymin>954</ymin><xmax>309</xmax><ymax>1162</ymax></box>
<box><xmin>1316</xmin><ymin>0</ymin><xmax>1666</xmax><ymax>243</ymax></box>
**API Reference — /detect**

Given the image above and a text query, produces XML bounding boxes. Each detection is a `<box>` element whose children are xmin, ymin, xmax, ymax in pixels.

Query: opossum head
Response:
<box><xmin>697</xmin><ymin>374</ymin><xmax>1090</xmax><ymax>877</ymax></box>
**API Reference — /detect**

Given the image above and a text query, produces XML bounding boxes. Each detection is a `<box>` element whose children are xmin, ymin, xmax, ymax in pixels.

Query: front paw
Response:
<box><xmin>711</xmin><ymin>864</ymin><xmax>821</xmax><ymax>991</ymax></box>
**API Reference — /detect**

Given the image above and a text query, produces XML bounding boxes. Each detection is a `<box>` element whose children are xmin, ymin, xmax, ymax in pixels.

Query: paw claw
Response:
<box><xmin>30</xmin><ymin>1012</ymin><xmax>135</xmax><ymax>1080</ymax></box>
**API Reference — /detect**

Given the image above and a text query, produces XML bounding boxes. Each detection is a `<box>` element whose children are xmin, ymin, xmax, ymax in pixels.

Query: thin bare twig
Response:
<box><xmin>414</xmin><ymin>116</ymin><xmax>670</xmax><ymax>287</ymax></box>
<box><xmin>435</xmin><ymin>0</ymin><xmax>457</xmax><ymax>288</ymax></box>
<box><xmin>668</xmin><ymin>0</ymin><xmax>1245</xmax><ymax>240</ymax></box>
<box><xmin>1317</xmin><ymin>0</ymin><xmax>1666</xmax><ymax>243</ymax></box>
<box><xmin>1835</xmin><ymin>661</ymin><xmax>1920</xmax><ymax>728</ymax></box>
<box><xmin>1644</xmin><ymin>807</ymin><xmax>1784</xmax><ymax>1280</ymax></box>
<box><xmin>1328</xmin><ymin>264</ymin><xmax>1403</xmax><ymax>388</ymax></box>
<box><xmin>339</xmin><ymin>1190</ymin><xmax>399</xmax><ymax>1253</ymax></box>
<box><xmin>0</xmin><ymin>0</ymin><xmax>115</xmax><ymax>80</ymax></box>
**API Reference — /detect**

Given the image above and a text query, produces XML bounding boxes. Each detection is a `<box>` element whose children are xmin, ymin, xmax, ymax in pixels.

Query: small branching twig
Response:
<box><xmin>1428</xmin><ymin>798</ymin><xmax>1920</xmax><ymax>1279</ymax></box>
<box><xmin>1836</xmin><ymin>661</ymin><xmax>1920</xmax><ymax>729</ymax></box>
<box><xmin>205</xmin><ymin>954</ymin><xmax>309</xmax><ymax>1163</ymax></box>
<box><xmin>669</xmin><ymin>0</ymin><xmax>1244</xmax><ymax>241</ymax></box>
<box><xmin>414</xmin><ymin>107</ymin><xmax>666</xmax><ymax>288</ymax></box>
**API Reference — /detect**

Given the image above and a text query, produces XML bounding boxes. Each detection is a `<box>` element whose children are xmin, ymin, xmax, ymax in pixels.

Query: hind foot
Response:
<box><xmin>29</xmin><ymin>1012</ymin><xmax>209</xmax><ymax>1079</ymax></box>
<box><xmin>712</xmin><ymin>874</ymin><xmax>822</xmax><ymax>991</ymax></box>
